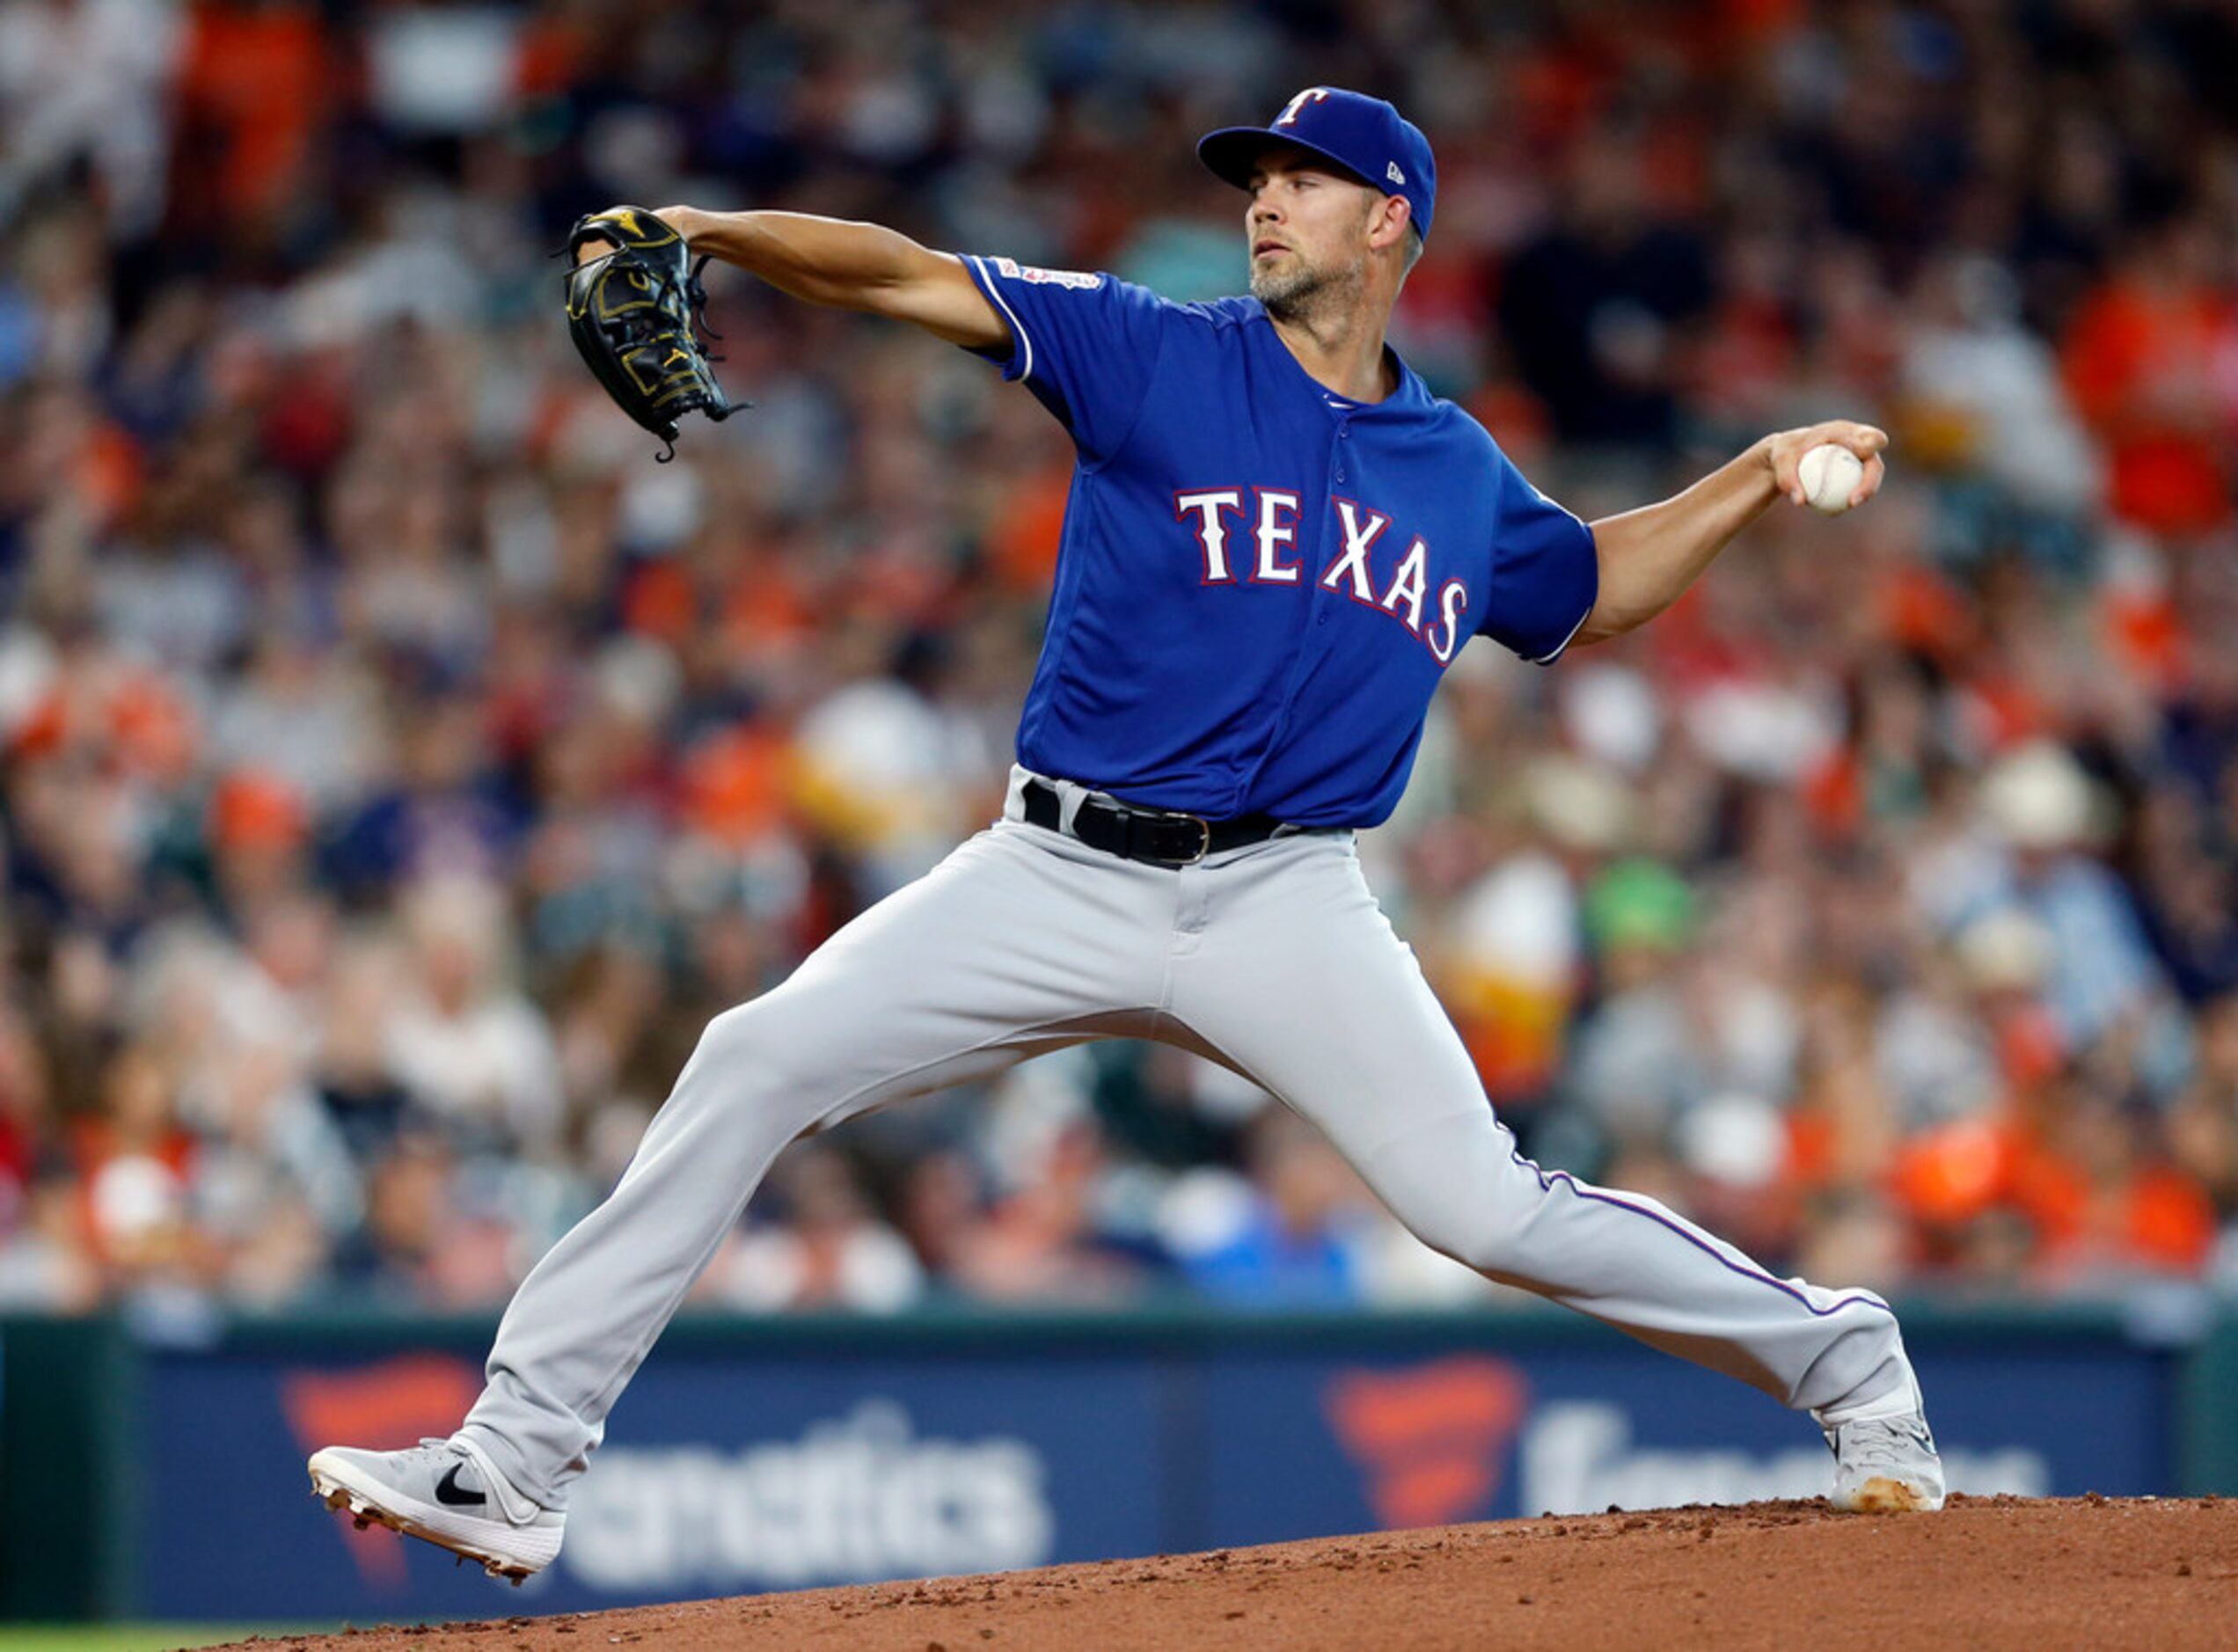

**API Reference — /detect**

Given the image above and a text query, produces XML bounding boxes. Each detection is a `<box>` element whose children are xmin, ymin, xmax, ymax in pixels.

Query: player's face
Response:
<box><xmin>1244</xmin><ymin>150</ymin><xmax>1382</xmax><ymax>315</ymax></box>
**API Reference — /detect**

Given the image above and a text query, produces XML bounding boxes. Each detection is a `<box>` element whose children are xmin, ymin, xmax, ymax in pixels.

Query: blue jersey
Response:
<box><xmin>962</xmin><ymin>255</ymin><xmax>1598</xmax><ymax>830</ymax></box>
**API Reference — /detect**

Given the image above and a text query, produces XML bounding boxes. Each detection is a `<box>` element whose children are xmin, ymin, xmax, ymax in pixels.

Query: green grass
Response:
<box><xmin>0</xmin><ymin>1629</ymin><xmax>336</xmax><ymax>1651</ymax></box>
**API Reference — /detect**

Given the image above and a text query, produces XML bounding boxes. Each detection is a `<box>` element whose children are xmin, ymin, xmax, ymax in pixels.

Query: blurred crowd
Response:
<box><xmin>4</xmin><ymin>0</ymin><xmax>2238</xmax><ymax>1322</ymax></box>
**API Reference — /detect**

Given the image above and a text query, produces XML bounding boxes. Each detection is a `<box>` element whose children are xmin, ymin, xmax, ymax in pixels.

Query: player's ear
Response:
<box><xmin>1367</xmin><ymin>192</ymin><xmax>1412</xmax><ymax>253</ymax></box>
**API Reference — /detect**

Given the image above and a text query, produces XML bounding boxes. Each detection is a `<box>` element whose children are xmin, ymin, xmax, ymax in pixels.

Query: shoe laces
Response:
<box><xmin>1831</xmin><ymin>1414</ymin><xmax>1936</xmax><ymax>1468</ymax></box>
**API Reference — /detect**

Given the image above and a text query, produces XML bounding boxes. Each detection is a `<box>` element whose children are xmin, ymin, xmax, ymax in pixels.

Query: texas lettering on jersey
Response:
<box><xmin>1173</xmin><ymin>489</ymin><xmax>1472</xmax><ymax>665</ymax></box>
<box><xmin>959</xmin><ymin>252</ymin><xmax>1598</xmax><ymax>826</ymax></box>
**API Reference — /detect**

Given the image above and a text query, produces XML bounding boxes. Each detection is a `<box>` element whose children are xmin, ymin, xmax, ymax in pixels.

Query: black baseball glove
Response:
<box><xmin>561</xmin><ymin>207</ymin><xmax>741</xmax><ymax>460</ymax></box>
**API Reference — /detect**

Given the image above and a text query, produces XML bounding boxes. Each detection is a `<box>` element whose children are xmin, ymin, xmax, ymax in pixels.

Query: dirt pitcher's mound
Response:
<box><xmin>220</xmin><ymin>1495</ymin><xmax>2235</xmax><ymax>1651</ymax></box>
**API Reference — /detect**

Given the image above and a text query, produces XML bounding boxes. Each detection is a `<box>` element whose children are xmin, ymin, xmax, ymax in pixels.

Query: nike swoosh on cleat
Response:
<box><xmin>435</xmin><ymin>1464</ymin><xmax>487</xmax><ymax>1508</ymax></box>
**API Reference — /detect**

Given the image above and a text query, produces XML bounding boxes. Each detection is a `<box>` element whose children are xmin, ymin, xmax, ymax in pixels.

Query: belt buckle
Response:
<box><xmin>1162</xmin><ymin>811</ymin><xmax>1212</xmax><ymax>866</ymax></box>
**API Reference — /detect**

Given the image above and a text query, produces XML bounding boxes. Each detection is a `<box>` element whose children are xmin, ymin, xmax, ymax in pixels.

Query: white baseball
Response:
<box><xmin>1797</xmin><ymin>442</ymin><xmax>1866</xmax><ymax>516</ymax></box>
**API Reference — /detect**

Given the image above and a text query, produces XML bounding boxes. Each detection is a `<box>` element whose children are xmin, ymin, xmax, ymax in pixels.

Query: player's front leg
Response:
<box><xmin>1162</xmin><ymin>831</ymin><xmax>1942</xmax><ymax>1512</ymax></box>
<box><xmin>311</xmin><ymin>818</ymin><xmax>1171</xmax><ymax>1575</ymax></box>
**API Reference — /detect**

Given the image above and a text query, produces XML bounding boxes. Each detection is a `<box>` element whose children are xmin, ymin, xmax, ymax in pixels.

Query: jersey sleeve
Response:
<box><xmin>960</xmin><ymin>255</ymin><xmax>1167</xmax><ymax>464</ymax></box>
<box><xmin>1475</xmin><ymin>450</ymin><xmax>1599</xmax><ymax>664</ymax></box>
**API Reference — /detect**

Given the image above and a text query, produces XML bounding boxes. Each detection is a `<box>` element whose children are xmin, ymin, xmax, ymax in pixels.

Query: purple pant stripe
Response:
<box><xmin>1506</xmin><ymin>1143</ymin><xmax>1893</xmax><ymax>1322</ymax></box>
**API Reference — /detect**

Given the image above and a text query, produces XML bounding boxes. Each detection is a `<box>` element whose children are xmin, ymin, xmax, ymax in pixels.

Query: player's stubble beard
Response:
<box><xmin>1250</xmin><ymin>245</ymin><xmax>1366</xmax><ymax>325</ymax></box>
<box><xmin>1249</xmin><ymin>198</ymin><xmax>1373</xmax><ymax>327</ymax></box>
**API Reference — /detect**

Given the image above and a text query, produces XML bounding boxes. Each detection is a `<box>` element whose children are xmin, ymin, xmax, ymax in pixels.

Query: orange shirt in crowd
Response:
<box><xmin>2061</xmin><ymin>275</ymin><xmax>2238</xmax><ymax>537</ymax></box>
<box><xmin>174</xmin><ymin>1</ymin><xmax>334</xmax><ymax>227</ymax></box>
<box><xmin>1893</xmin><ymin>1113</ymin><xmax>2217</xmax><ymax>1276</ymax></box>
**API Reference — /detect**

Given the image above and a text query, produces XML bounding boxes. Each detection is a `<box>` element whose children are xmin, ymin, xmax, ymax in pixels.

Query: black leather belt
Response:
<box><xmin>1021</xmin><ymin>777</ymin><xmax>1286</xmax><ymax>866</ymax></box>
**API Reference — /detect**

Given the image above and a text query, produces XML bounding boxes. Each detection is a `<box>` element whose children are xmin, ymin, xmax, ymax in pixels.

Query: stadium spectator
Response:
<box><xmin>0</xmin><ymin>0</ymin><xmax>2234</xmax><ymax>1315</ymax></box>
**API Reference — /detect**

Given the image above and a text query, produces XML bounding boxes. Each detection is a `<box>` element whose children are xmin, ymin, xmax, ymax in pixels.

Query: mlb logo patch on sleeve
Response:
<box><xmin>991</xmin><ymin>256</ymin><xmax>1102</xmax><ymax>289</ymax></box>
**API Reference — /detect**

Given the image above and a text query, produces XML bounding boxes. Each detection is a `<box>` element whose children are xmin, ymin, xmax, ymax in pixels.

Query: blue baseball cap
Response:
<box><xmin>1198</xmin><ymin>88</ymin><xmax>1437</xmax><ymax>241</ymax></box>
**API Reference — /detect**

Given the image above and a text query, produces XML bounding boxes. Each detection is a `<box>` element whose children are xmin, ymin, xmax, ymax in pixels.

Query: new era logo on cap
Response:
<box><xmin>1198</xmin><ymin>87</ymin><xmax>1438</xmax><ymax>240</ymax></box>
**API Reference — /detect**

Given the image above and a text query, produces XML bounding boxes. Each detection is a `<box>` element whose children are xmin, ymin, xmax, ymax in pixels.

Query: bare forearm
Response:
<box><xmin>663</xmin><ymin>207</ymin><xmax>922</xmax><ymax>309</ymax></box>
<box><xmin>1573</xmin><ymin>421</ymin><xmax>1888</xmax><ymax>646</ymax></box>
<box><xmin>1576</xmin><ymin>442</ymin><xmax>1781</xmax><ymax>643</ymax></box>
<box><xmin>654</xmin><ymin>206</ymin><xmax>1006</xmax><ymax>349</ymax></box>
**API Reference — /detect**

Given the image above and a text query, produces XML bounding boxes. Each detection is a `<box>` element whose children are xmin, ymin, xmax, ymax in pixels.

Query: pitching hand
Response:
<box><xmin>1763</xmin><ymin>421</ymin><xmax>1888</xmax><ymax>512</ymax></box>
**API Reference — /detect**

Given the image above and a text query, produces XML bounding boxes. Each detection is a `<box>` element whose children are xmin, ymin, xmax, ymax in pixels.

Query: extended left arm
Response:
<box><xmin>1571</xmin><ymin>421</ymin><xmax>1887</xmax><ymax>647</ymax></box>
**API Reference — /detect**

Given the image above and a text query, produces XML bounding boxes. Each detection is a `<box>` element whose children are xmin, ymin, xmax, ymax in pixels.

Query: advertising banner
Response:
<box><xmin>130</xmin><ymin>1314</ymin><xmax>2178</xmax><ymax>1620</ymax></box>
<box><xmin>1195</xmin><ymin>1335</ymin><xmax>2166</xmax><ymax>1546</ymax></box>
<box><xmin>141</xmin><ymin>1340</ymin><xmax>1172</xmax><ymax>1619</ymax></box>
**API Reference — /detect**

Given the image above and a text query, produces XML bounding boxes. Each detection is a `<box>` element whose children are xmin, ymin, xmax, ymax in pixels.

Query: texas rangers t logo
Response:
<box><xmin>1274</xmin><ymin>88</ymin><xmax>1333</xmax><ymax>128</ymax></box>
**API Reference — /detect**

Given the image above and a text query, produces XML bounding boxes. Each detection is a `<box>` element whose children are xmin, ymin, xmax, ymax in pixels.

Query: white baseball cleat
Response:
<box><xmin>308</xmin><ymin>1436</ymin><xmax>564</xmax><ymax>1583</ymax></box>
<box><xmin>1823</xmin><ymin>1410</ymin><xmax>1947</xmax><ymax>1513</ymax></box>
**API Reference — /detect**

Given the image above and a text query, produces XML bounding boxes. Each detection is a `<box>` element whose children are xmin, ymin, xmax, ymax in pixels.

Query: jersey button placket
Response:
<box><xmin>1322</xmin><ymin>420</ymin><xmax>1350</xmax><ymax>624</ymax></box>
<box><xmin>1239</xmin><ymin>410</ymin><xmax>1346</xmax><ymax>804</ymax></box>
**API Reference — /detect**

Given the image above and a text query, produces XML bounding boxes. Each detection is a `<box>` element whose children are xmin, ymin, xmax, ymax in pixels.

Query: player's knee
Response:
<box><xmin>685</xmin><ymin>1002</ymin><xmax>801</xmax><ymax>1100</ymax></box>
<box><xmin>696</xmin><ymin>1002</ymin><xmax>759</xmax><ymax>1057</ymax></box>
<box><xmin>1414</xmin><ymin>1209</ymin><xmax>1528</xmax><ymax>1276</ymax></box>
<box><xmin>1373</xmin><ymin>1129</ymin><xmax>1547</xmax><ymax>1276</ymax></box>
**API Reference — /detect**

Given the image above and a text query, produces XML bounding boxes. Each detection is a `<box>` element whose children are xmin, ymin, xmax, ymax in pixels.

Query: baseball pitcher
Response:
<box><xmin>311</xmin><ymin>89</ymin><xmax>1942</xmax><ymax>1583</ymax></box>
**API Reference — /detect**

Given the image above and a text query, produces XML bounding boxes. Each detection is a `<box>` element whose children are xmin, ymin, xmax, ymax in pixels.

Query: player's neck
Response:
<box><xmin>1270</xmin><ymin>281</ymin><xmax>1405</xmax><ymax>400</ymax></box>
<box><xmin>1266</xmin><ymin>304</ymin><xmax>1398</xmax><ymax>404</ymax></box>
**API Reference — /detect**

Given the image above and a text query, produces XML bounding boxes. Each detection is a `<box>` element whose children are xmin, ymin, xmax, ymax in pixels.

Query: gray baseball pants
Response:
<box><xmin>461</xmin><ymin>768</ymin><xmax>1911</xmax><ymax>1509</ymax></box>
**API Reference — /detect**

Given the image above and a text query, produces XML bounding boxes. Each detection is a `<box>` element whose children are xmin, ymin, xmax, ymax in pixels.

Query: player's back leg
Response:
<box><xmin>1157</xmin><ymin>830</ymin><xmax>1937</xmax><ymax>1504</ymax></box>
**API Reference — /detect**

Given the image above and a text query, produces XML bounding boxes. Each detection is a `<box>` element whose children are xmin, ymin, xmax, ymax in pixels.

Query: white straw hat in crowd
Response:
<box><xmin>1522</xmin><ymin>754</ymin><xmax>1635</xmax><ymax>855</ymax></box>
<box><xmin>1977</xmin><ymin>741</ymin><xmax>2113</xmax><ymax>852</ymax></box>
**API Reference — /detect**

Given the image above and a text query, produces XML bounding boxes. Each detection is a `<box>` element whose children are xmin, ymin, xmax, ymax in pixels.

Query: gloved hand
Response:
<box><xmin>561</xmin><ymin>207</ymin><xmax>741</xmax><ymax>460</ymax></box>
